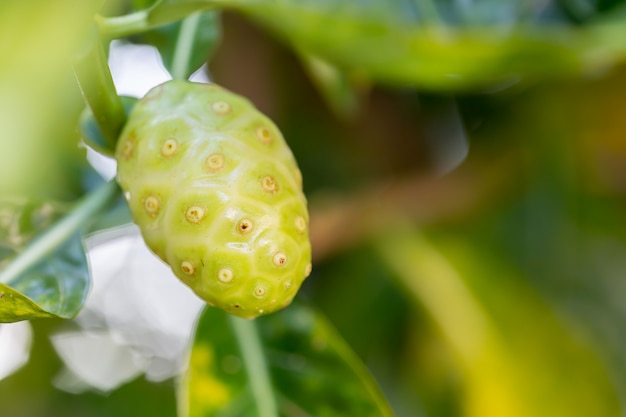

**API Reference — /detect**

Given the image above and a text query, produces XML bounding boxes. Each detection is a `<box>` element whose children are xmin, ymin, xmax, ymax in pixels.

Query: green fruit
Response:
<box><xmin>115</xmin><ymin>80</ymin><xmax>312</xmax><ymax>319</ymax></box>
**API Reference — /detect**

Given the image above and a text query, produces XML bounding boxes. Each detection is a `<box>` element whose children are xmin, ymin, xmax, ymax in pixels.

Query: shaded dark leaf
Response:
<box><xmin>0</xmin><ymin>199</ymin><xmax>90</xmax><ymax>322</ymax></box>
<box><xmin>0</xmin><ymin>235</ymin><xmax>88</xmax><ymax>322</ymax></box>
<box><xmin>180</xmin><ymin>302</ymin><xmax>394</xmax><ymax>417</ymax></box>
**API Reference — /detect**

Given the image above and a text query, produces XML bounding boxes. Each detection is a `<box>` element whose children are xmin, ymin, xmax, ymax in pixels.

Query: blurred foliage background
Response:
<box><xmin>1</xmin><ymin>0</ymin><xmax>626</xmax><ymax>416</ymax></box>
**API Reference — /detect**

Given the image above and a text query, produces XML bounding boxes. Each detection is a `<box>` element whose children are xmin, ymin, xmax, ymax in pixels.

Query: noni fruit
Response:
<box><xmin>115</xmin><ymin>80</ymin><xmax>312</xmax><ymax>319</ymax></box>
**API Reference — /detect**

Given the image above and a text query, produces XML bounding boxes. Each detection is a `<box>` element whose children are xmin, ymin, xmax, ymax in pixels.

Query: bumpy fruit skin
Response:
<box><xmin>115</xmin><ymin>80</ymin><xmax>311</xmax><ymax>319</ymax></box>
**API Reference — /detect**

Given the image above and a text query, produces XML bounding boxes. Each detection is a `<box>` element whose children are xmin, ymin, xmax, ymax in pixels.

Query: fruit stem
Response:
<box><xmin>0</xmin><ymin>181</ymin><xmax>120</xmax><ymax>285</ymax></box>
<box><xmin>74</xmin><ymin>33</ymin><xmax>126</xmax><ymax>151</ymax></box>
<box><xmin>171</xmin><ymin>12</ymin><xmax>203</xmax><ymax>80</ymax></box>
<box><xmin>229</xmin><ymin>316</ymin><xmax>279</xmax><ymax>417</ymax></box>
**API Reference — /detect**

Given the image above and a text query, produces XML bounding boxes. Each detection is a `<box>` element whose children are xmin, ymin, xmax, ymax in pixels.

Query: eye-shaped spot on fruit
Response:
<box><xmin>236</xmin><ymin>218</ymin><xmax>254</xmax><ymax>235</ymax></box>
<box><xmin>181</xmin><ymin>261</ymin><xmax>195</xmax><ymax>275</ymax></box>
<box><xmin>255</xmin><ymin>127</ymin><xmax>272</xmax><ymax>144</ymax></box>
<box><xmin>211</xmin><ymin>101</ymin><xmax>231</xmax><ymax>115</ymax></box>
<box><xmin>272</xmin><ymin>251</ymin><xmax>288</xmax><ymax>268</ymax></box>
<box><xmin>120</xmin><ymin>139</ymin><xmax>135</xmax><ymax>160</ymax></box>
<box><xmin>205</xmin><ymin>153</ymin><xmax>224</xmax><ymax>173</ymax></box>
<box><xmin>253</xmin><ymin>285</ymin><xmax>267</xmax><ymax>298</ymax></box>
<box><xmin>161</xmin><ymin>138</ymin><xmax>178</xmax><ymax>157</ymax></box>
<box><xmin>185</xmin><ymin>205</ymin><xmax>206</xmax><ymax>223</ymax></box>
<box><xmin>217</xmin><ymin>268</ymin><xmax>233</xmax><ymax>283</ymax></box>
<box><xmin>295</xmin><ymin>216</ymin><xmax>307</xmax><ymax>234</ymax></box>
<box><xmin>143</xmin><ymin>195</ymin><xmax>160</xmax><ymax>217</ymax></box>
<box><xmin>261</xmin><ymin>176</ymin><xmax>278</xmax><ymax>193</ymax></box>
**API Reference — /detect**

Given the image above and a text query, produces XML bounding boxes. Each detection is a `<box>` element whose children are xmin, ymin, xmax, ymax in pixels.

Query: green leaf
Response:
<box><xmin>221</xmin><ymin>0</ymin><xmax>626</xmax><ymax>90</ymax></box>
<box><xmin>0</xmin><ymin>199</ymin><xmax>67</xmax><ymax>254</ymax></box>
<box><xmin>180</xmin><ymin>302</ymin><xmax>394</xmax><ymax>417</ymax></box>
<box><xmin>0</xmin><ymin>235</ymin><xmax>88</xmax><ymax>322</ymax></box>
<box><xmin>0</xmin><ymin>181</ymin><xmax>120</xmax><ymax>323</ymax></box>
<box><xmin>100</xmin><ymin>0</ymin><xmax>626</xmax><ymax>90</ymax></box>
<box><xmin>0</xmin><ymin>199</ymin><xmax>88</xmax><ymax>322</ymax></box>
<box><xmin>98</xmin><ymin>0</ymin><xmax>217</xmax><ymax>37</ymax></box>
<box><xmin>148</xmin><ymin>0</ymin><xmax>216</xmax><ymax>29</ymax></box>
<box><xmin>131</xmin><ymin>10</ymin><xmax>221</xmax><ymax>80</ymax></box>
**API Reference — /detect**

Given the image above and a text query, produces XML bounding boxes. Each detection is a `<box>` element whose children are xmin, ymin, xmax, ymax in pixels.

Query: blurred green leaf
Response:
<box><xmin>235</xmin><ymin>0</ymin><xmax>626</xmax><ymax>90</ymax></box>
<box><xmin>147</xmin><ymin>0</ymin><xmax>214</xmax><ymax>27</ymax></box>
<box><xmin>180</xmin><ymin>302</ymin><xmax>394</xmax><ymax>417</ymax></box>
<box><xmin>102</xmin><ymin>0</ymin><xmax>626</xmax><ymax>90</ymax></box>
<box><xmin>0</xmin><ymin>200</ymin><xmax>89</xmax><ymax>322</ymax></box>
<box><xmin>376</xmin><ymin>229</ymin><xmax>620</xmax><ymax>417</ymax></box>
<box><xmin>255</xmin><ymin>2</ymin><xmax>623</xmax><ymax>88</ymax></box>
<box><xmin>452</xmin><ymin>77</ymin><xmax>626</xmax><ymax>406</ymax></box>
<box><xmin>0</xmin><ymin>0</ymin><xmax>96</xmax><ymax>201</ymax></box>
<box><xmin>299</xmin><ymin>53</ymin><xmax>362</xmax><ymax>119</ymax></box>
<box><xmin>131</xmin><ymin>10</ymin><xmax>220</xmax><ymax>79</ymax></box>
<box><xmin>132</xmin><ymin>0</ymin><xmax>160</xmax><ymax>10</ymax></box>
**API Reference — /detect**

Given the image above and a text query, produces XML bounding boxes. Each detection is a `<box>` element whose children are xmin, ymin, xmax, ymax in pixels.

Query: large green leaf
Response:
<box><xmin>180</xmin><ymin>302</ymin><xmax>394</xmax><ymax>417</ymax></box>
<box><xmin>103</xmin><ymin>0</ymin><xmax>626</xmax><ymax>90</ymax></box>
<box><xmin>138</xmin><ymin>0</ymin><xmax>626</xmax><ymax>28</ymax></box>
<box><xmin>234</xmin><ymin>1</ymin><xmax>626</xmax><ymax>90</ymax></box>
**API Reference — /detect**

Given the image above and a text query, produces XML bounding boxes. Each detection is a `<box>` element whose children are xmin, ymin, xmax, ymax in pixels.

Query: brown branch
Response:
<box><xmin>308</xmin><ymin>156</ymin><xmax>518</xmax><ymax>262</ymax></box>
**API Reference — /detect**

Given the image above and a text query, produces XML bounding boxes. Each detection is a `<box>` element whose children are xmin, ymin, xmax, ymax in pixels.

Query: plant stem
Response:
<box><xmin>0</xmin><ymin>181</ymin><xmax>119</xmax><ymax>285</ymax></box>
<box><xmin>229</xmin><ymin>316</ymin><xmax>279</xmax><ymax>417</ymax></box>
<box><xmin>74</xmin><ymin>35</ymin><xmax>126</xmax><ymax>150</ymax></box>
<box><xmin>96</xmin><ymin>3</ymin><xmax>215</xmax><ymax>39</ymax></box>
<box><xmin>95</xmin><ymin>10</ymin><xmax>150</xmax><ymax>39</ymax></box>
<box><xmin>171</xmin><ymin>12</ymin><xmax>203</xmax><ymax>80</ymax></box>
